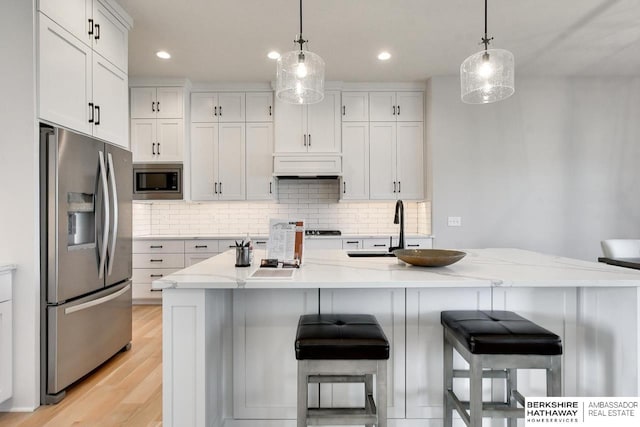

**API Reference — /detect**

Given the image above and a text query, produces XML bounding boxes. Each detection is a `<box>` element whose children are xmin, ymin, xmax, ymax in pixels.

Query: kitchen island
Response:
<box><xmin>153</xmin><ymin>248</ymin><xmax>640</xmax><ymax>427</ymax></box>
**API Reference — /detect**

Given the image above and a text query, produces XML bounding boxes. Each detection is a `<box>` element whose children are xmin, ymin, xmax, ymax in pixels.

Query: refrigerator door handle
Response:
<box><xmin>106</xmin><ymin>153</ymin><xmax>118</xmax><ymax>275</ymax></box>
<box><xmin>98</xmin><ymin>151</ymin><xmax>110</xmax><ymax>279</ymax></box>
<box><xmin>64</xmin><ymin>284</ymin><xmax>130</xmax><ymax>315</ymax></box>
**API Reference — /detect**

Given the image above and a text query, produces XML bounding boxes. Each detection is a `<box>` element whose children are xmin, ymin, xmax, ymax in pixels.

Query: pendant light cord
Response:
<box><xmin>295</xmin><ymin>0</ymin><xmax>307</xmax><ymax>50</ymax></box>
<box><xmin>300</xmin><ymin>0</ymin><xmax>303</xmax><ymax>36</ymax></box>
<box><xmin>481</xmin><ymin>0</ymin><xmax>493</xmax><ymax>51</ymax></box>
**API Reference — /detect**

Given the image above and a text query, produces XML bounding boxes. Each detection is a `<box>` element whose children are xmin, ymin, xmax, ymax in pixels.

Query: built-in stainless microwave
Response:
<box><xmin>133</xmin><ymin>163</ymin><xmax>183</xmax><ymax>200</ymax></box>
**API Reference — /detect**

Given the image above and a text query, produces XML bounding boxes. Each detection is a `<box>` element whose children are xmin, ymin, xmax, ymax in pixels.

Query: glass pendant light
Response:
<box><xmin>276</xmin><ymin>0</ymin><xmax>325</xmax><ymax>105</ymax></box>
<box><xmin>460</xmin><ymin>0</ymin><xmax>514</xmax><ymax>104</ymax></box>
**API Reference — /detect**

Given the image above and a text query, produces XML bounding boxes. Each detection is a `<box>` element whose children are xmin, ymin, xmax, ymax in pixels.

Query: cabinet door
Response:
<box><xmin>185</xmin><ymin>254</ymin><xmax>215</xmax><ymax>267</ymax></box>
<box><xmin>156</xmin><ymin>87</ymin><xmax>184</xmax><ymax>119</ymax></box>
<box><xmin>39</xmin><ymin>0</ymin><xmax>92</xmax><ymax>46</ymax></box>
<box><xmin>157</xmin><ymin>119</ymin><xmax>184</xmax><ymax>161</ymax></box>
<box><xmin>395</xmin><ymin>122</ymin><xmax>424</xmax><ymax>200</ymax></box>
<box><xmin>0</xmin><ymin>300</ymin><xmax>12</xmax><ymax>403</ymax></box>
<box><xmin>405</xmin><ymin>288</ymin><xmax>492</xmax><ymax>419</ymax></box>
<box><xmin>218</xmin><ymin>93</ymin><xmax>245</xmax><ymax>123</ymax></box>
<box><xmin>130</xmin><ymin>119</ymin><xmax>156</xmax><ymax>162</ymax></box>
<box><xmin>38</xmin><ymin>14</ymin><xmax>93</xmax><ymax>136</ymax></box>
<box><xmin>369</xmin><ymin>92</ymin><xmax>396</xmax><ymax>121</ymax></box>
<box><xmin>306</xmin><ymin>91</ymin><xmax>341</xmax><ymax>153</ymax></box>
<box><xmin>130</xmin><ymin>87</ymin><xmax>156</xmax><ymax>119</ymax></box>
<box><xmin>191</xmin><ymin>92</ymin><xmax>218</xmax><ymax>123</ymax></box>
<box><xmin>319</xmin><ymin>289</ymin><xmax>405</xmax><ymax>419</ymax></box>
<box><xmin>233</xmin><ymin>289</ymin><xmax>319</xmax><ymax>419</ymax></box>
<box><xmin>246</xmin><ymin>92</ymin><xmax>273</xmax><ymax>122</ymax></box>
<box><xmin>246</xmin><ymin>123</ymin><xmax>274</xmax><ymax>200</ymax></box>
<box><xmin>190</xmin><ymin>123</ymin><xmax>217</xmax><ymax>201</ymax></box>
<box><xmin>369</xmin><ymin>122</ymin><xmax>397</xmax><ymax>200</ymax></box>
<box><xmin>274</xmin><ymin>98</ymin><xmax>305</xmax><ymax>152</ymax></box>
<box><xmin>92</xmin><ymin>53</ymin><xmax>128</xmax><ymax>147</ymax></box>
<box><xmin>396</xmin><ymin>92</ymin><xmax>424</xmax><ymax>122</ymax></box>
<box><xmin>342</xmin><ymin>92</ymin><xmax>369</xmax><ymax>122</ymax></box>
<box><xmin>341</xmin><ymin>122</ymin><xmax>369</xmax><ymax>200</ymax></box>
<box><xmin>217</xmin><ymin>123</ymin><xmax>246</xmax><ymax>201</ymax></box>
<box><xmin>92</xmin><ymin>0</ymin><xmax>128</xmax><ymax>72</ymax></box>
<box><xmin>342</xmin><ymin>239</ymin><xmax>362</xmax><ymax>249</ymax></box>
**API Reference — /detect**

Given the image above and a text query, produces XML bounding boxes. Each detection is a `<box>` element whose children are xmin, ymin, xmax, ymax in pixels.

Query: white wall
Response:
<box><xmin>428</xmin><ymin>76</ymin><xmax>640</xmax><ymax>261</ymax></box>
<box><xmin>0</xmin><ymin>0</ymin><xmax>40</xmax><ymax>411</ymax></box>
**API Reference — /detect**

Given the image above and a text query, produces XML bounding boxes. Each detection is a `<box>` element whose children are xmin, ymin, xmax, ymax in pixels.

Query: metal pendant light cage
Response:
<box><xmin>276</xmin><ymin>48</ymin><xmax>325</xmax><ymax>104</ymax></box>
<box><xmin>460</xmin><ymin>0</ymin><xmax>515</xmax><ymax>104</ymax></box>
<box><xmin>276</xmin><ymin>0</ymin><xmax>325</xmax><ymax>105</ymax></box>
<box><xmin>460</xmin><ymin>48</ymin><xmax>514</xmax><ymax>104</ymax></box>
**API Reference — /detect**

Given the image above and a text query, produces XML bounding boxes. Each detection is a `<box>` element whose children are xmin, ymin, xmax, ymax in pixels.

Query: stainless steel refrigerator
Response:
<box><xmin>40</xmin><ymin>125</ymin><xmax>133</xmax><ymax>404</ymax></box>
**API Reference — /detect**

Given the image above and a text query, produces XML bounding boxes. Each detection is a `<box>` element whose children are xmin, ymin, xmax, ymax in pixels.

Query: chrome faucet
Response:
<box><xmin>389</xmin><ymin>200</ymin><xmax>405</xmax><ymax>252</ymax></box>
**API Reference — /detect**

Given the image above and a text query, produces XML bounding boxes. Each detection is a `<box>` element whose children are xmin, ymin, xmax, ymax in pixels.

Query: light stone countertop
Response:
<box><xmin>0</xmin><ymin>264</ymin><xmax>16</xmax><ymax>273</ymax></box>
<box><xmin>152</xmin><ymin>248</ymin><xmax>640</xmax><ymax>290</ymax></box>
<box><xmin>133</xmin><ymin>233</ymin><xmax>433</xmax><ymax>240</ymax></box>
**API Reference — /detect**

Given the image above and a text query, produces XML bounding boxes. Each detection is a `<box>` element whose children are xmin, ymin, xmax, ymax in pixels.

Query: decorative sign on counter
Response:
<box><xmin>267</xmin><ymin>219</ymin><xmax>305</xmax><ymax>265</ymax></box>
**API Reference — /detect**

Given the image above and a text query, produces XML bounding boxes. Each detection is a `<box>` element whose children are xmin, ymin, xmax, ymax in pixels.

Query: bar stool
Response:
<box><xmin>295</xmin><ymin>314</ymin><xmax>389</xmax><ymax>427</ymax></box>
<box><xmin>441</xmin><ymin>310</ymin><xmax>563</xmax><ymax>427</ymax></box>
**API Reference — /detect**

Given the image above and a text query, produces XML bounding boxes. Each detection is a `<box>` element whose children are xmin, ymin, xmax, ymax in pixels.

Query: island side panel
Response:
<box><xmin>578</xmin><ymin>287</ymin><xmax>639</xmax><ymax>397</ymax></box>
<box><xmin>405</xmin><ymin>287</ymin><xmax>491</xmax><ymax>422</ymax></box>
<box><xmin>233</xmin><ymin>289</ymin><xmax>319</xmax><ymax>419</ymax></box>
<box><xmin>162</xmin><ymin>288</ymin><xmax>232</xmax><ymax>427</ymax></box>
<box><xmin>318</xmin><ymin>288</ymin><xmax>406</xmax><ymax>418</ymax></box>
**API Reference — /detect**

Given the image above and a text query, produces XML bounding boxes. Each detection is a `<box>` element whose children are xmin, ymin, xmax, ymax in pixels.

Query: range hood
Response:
<box><xmin>273</xmin><ymin>154</ymin><xmax>342</xmax><ymax>178</ymax></box>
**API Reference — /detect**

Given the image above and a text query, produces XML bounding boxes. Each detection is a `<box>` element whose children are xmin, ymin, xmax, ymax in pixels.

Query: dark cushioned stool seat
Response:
<box><xmin>295</xmin><ymin>314</ymin><xmax>390</xmax><ymax>360</ymax></box>
<box><xmin>441</xmin><ymin>310</ymin><xmax>563</xmax><ymax>355</ymax></box>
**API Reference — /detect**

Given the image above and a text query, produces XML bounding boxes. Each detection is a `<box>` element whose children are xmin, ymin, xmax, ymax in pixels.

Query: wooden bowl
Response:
<box><xmin>393</xmin><ymin>249</ymin><xmax>466</xmax><ymax>267</ymax></box>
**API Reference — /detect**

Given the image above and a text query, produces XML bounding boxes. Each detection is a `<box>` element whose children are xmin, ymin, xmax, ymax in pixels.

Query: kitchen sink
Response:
<box><xmin>346</xmin><ymin>251</ymin><xmax>396</xmax><ymax>257</ymax></box>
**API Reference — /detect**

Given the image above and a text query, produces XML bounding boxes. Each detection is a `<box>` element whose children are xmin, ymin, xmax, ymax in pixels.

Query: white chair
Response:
<box><xmin>601</xmin><ymin>239</ymin><xmax>640</xmax><ymax>258</ymax></box>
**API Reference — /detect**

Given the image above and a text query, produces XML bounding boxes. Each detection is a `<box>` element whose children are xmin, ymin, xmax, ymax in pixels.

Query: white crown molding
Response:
<box><xmin>129</xmin><ymin>78</ymin><xmax>192</xmax><ymax>88</ymax></box>
<box><xmin>190</xmin><ymin>82</ymin><xmax>273</xmax><ymax>92</ymax></box>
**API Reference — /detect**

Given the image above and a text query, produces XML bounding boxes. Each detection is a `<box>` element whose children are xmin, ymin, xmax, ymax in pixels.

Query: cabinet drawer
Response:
<box><xmin>252</xmin><ymin>239</ymin><xmax>269</xmax><ymax>249</ymax></box>
<box><xmin>132</xmin><ymin>253</ymin><xmax>185</xmax><ymax>269</ymax></box>
<box><xmin>362</xmin><ymin>238</ymin><xmax>392</xmax><ymax>250</ymax></box>
<box><xmin>0</xmin><ymin>273</ymin><xmax>10</xmax><ymax>303</ymax></box>
<box><xmin>185</xmin><ymin>253</ymin><xmax>218</xmax><ymax>267</ymax></box>
<box><xmin>132</xmin><ymin>282</ymin><xmax>162</xmax><ymax>301</ymax></box>
<box><xmin>305</xmin><ymin>239</ymin><xmax>342</xmax><ymax>250</ymax></box>
<box><xmin>342</xmin><ymin>239</ymin><xmax>363</xmax><ymax>250</ymax></box>
<box><xmin>133</xmin><ymin>240</ymin><xmax>184</xmax><ymax>254</ymax></box>
<box><xmin>184</xmin><ymin>240</ymin><xmax>219</xmax><ymax>253</ymax></box>
<box><xmin>133</xmin><ymin>268</ymin><xmax>181</xmax><ymax>284</ymax></box>
<box><xmin>405</xmin><ymin>238</ymin><xmax>433</xmax><ymax>249</ymax></box>
<box><xmin>218</xmin><ymin>239</ymin><xmax>239</xmax><ymax>252</ymax></box>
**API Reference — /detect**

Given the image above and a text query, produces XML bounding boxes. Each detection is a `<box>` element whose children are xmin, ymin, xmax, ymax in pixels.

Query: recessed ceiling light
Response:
<box><xmin>378</xmin><ymin>52</ymin><xmax>391</xmax><ymax>61</ymax></box>
<box><xmin>156</xmin><ymin>51</ymin><xmax>171</xmax><ymax>59</ymax></box>
<box><xmin>268</xmin><ymin>51</ymin><xmax>281</xmax><ymax>60</ymax></box>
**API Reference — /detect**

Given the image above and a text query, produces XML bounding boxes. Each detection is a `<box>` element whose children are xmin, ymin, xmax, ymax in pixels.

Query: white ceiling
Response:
<box><xmin>118</xmin><ymin>0</ymin><xmax>640</xmax><ymax>83</ymax></box>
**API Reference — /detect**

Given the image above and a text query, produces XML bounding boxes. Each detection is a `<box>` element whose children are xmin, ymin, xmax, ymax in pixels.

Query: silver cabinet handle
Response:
<box><xmin>97</xmin><ymin>151</ymin><xmax>109</xmax><ymax>279</ymax></box>
<box><xmin>107</xmin><ymin>153</ymin><xmax>118</xmax><ymax>275</ymax></box>
<box><xmin>65</xmin><ymin>284</ymin><xmax>130</xmax><ymax>315</ymax></box>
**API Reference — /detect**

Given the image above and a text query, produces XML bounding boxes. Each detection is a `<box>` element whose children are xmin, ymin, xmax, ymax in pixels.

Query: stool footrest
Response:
<box><xmin>307</xmin><ymin>407</ymin><xmax>377</xmax><ymax>425</ymax></box>
<box><xmin>308</xmin><ymin>374</ymin><xmax>366</xmax><ymax>384</ymax></box>
<box><xmin>512</xmin><ymin>390</ymin><xmax>525</xmax><ymax>406</ymax></box>
<box><xmin>453</xmin><ymin>369</ymin><xmax>507</xmax><ymax>379</ymax></box>
<box><xmin>448</xmin><ymin>389</ymin><xmax>525</xmax><ymax>424</ymax></box>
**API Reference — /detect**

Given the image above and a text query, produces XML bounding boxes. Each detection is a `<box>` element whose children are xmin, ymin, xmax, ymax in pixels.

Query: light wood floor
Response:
<box><xmin>0</xmin><ymin>305</ymin><xmax>163</xmax><ymax>427</ymax></box>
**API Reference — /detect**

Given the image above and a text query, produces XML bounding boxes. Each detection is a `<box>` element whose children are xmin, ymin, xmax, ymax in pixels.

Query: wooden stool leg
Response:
<box><xmin>507</xmin><ymin>368</ymin><xmax>518</xmax><ymax>427</ymax></box>
<box><xmin>365</xmin><ymin>373</ymin><xmax>374</xmax><ymax>427</ymax></box>
<box><xmin>376</xmin><ymin>360</ymin><xmax>387</xmax><ymax>427</ymax></box>
<box><xmin>443</xmin><ymin>334</ymin><xmax>454</xmax><ymax>427</ymax></box>
<box><xmin>469</xmin><ymin>355</ymin><xmax>483</xmax><ymax>427</ymax></box>
<box><xmin>297</xmin><ymin>360</ymin><xmax>308</xmax><ymax>427</ymax></box>
<box><xmin>547</xmin><ymin>356</ymin><xmax>562</xmax><ymax>397</ymax></box>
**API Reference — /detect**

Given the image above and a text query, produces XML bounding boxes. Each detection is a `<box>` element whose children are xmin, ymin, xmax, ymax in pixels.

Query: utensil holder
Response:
<box><xmin>235</xmin><ymin>246</ymin><xmax>251</xmax><ymax>267</ymax></box>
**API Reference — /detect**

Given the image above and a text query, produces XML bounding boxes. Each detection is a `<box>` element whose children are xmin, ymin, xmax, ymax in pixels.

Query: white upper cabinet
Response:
<box><xmin>131</xmin><ymin>87</ymin><xmax>184</xmax><ymax>119</ymax></box>
<box><xmin>370</xmin><ymin>91</ymin><xmax>423</xmax><ymax>122</ymax></box>
<box><xmin>92</xmin><ymin>54</ymin><xmax>127</xmax><ymax>147</ymax></box>
<box><xmin>191</xmin><ymin>92</ymin><xmax>245</xmax><ymax>123</ymax></box>
<box><xmin>341</xmin><ymin>122</ymin><xmax>369</xmax><ymax>200</ymax></box>
<box><xmin>39</xmin><ymin>0</ymin><xmax>128</xmax><ymax>72</ymax></box>
<box><xmin>274</xmin><ymin>90</ymin><xmax>341</xmax><ymax>154</ymax></box>
<box><xmin>341</xmin><ymin>92</ymin><xmax>369</xmax><ymax>122</ymax></box>
<box><xmin>246</xmin><ymin>122</ymin><xmax>275</xmax><ymax>200</ymax></box>
<box><xmin>245</xmin><ymin>92</ymin><xmax>273</xmax><ymax>122</ymax></box>
<box><xmin>369</xmin><ymin>121</ymin><xmax>424</xmax><ymax>200</ymax></box>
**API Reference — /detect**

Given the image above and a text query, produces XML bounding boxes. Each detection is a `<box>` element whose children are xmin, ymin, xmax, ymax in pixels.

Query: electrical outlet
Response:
<box><xmin>447</xmin><ymin>216</ymin><xmax>462</xmax><ymax>227</ymax></box>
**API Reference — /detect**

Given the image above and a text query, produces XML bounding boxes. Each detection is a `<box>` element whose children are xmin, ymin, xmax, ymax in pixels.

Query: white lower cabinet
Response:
<box><xmin>304</xmin><ymin>239</ymin><xmax>343</xmax><ymax>250</ymax></box>
<box><xmin>132</xmin><ymin>239</ymin><xmax>185</xmax><ymax>303</ymax></box>
<box><xmin>184</xmin><ymin>239</ymin><xmax>219</xmax><ymax>267</ymax></box>
<box><xmin>405</xmin><ymin>288</ymin><xmax>492</xmax><ymax>420</ymax></box>
<box><xmin>233</xmin><ymin>289</ymin><xmax>319</xmax><ymax>419</ymax></box>
<box><xmin>319</xmin><ymin>289</ymin><xmax>406</xmax><ymax>419</ymax></box>
<box><xmin>0</xmin><ymin>269</ymin><xmax>14</xmax><ymax>404</ymax></box>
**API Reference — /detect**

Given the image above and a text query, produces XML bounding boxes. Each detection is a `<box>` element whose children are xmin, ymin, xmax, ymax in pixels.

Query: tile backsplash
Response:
<box><xmin>133</xmin><ymin>179</ymin><xmax>431</xmax><ymax>236</ymax></box>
